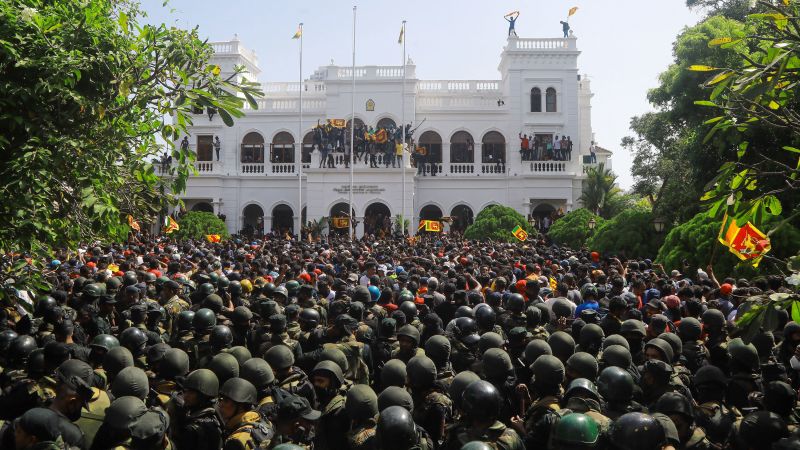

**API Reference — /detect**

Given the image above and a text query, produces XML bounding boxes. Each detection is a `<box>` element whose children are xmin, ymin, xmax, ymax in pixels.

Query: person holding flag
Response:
<box><xmin>560</xmin><ymin>6</ymin><xmax>578</xmax><ymax>38</ymax></box>
<box><xmin>504</xmin><ymin>11</ymin><xmax>519</xmax><ymax>37</ymax></box>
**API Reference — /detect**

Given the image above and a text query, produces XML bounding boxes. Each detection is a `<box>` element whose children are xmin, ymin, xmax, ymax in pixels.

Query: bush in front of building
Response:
<box><xmin>547</xmin><ymin>208</ymin><xmax>604</xmax><ymax>249</ymax></box>
<box><xmin>175</xmin><ymin>212</ymin><xmax>229</xmax><ymax>241</ymax></box>
<box><xmin>586</xmin><ymin>207</ymin><xmax>663</xmax><ymax>259</ymax></box>
<box><xmin>656</xmin><ymin>212</ymin><xmax>800</xmax><ymax>278</ymax></box>
<box><xmin>464</xmin><ymin>205</ymin><xmax>533</xmax><ymax>242</ymax></box>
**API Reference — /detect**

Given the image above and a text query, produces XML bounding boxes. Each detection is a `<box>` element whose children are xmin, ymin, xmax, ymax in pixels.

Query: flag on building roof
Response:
<box><xmin>398</xmin><ymin>22</ymin><xmax>405</xmax><ymax>44</ymax></box>
<box><xmin>292</xmin><ymin>25</ymin><xmax>302</xmax><ymax>39</ymax></box>
<box><xmin>127</xmin><ymin>215</ymin><xmax>140</xmax><ymax>232</ymax></box>
<box><xmin>718</xmin><ymin>214</ymin><xmax>771</xmax><ymax>267</ymax></box>
<box><xmin>164</xmin><ymin>216</ymin><xmax>180</xmax><ymax>234</ymax></box>
<box><xmin>512</xmin><ymin>224</ymin><xmax>528</xmax><ymax>241</ymax></box>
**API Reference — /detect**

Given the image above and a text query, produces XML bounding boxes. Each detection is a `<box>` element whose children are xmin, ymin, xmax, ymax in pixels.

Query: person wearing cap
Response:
<box><xmin>50</xmin><ymin>360</ymin><xmax>93</xmax><ymax>449</ymax></box>
<box><xmin>271</xmin><ymin>395</ymin><xmax>320</xmax><ymax>448</ymax></box>
<box><xmin>159</xmin><ymin>279</ymin><xmax>189</xmax><ymax>337</ymax></box>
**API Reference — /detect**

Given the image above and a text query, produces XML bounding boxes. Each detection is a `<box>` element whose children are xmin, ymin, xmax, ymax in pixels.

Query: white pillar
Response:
<box><xmin>442</xmin><ymin>143</ymin><xmax>451</xmax><ymax>175</ymax></box>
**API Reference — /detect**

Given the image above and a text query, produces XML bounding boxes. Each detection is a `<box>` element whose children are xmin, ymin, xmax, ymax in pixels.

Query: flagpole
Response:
<box><xmin>297</xmin><ymin>22</ymin><xmax>304</xmax><ymax>239</ymax></box>
<box><xmin>401</xmin><ymin>20</ymin><xmax>407</xmax><ymax>237</ymax></box>
<box><xmin>349</xmin><ymin>6</ymin><xmax>357</xmax><ymax>241</ymax></box>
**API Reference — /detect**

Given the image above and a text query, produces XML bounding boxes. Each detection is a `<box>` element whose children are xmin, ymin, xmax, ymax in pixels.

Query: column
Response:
<box><xmin>355</xmin><ymin>216</ymin><xmax>365</xmax><ymax>239</ymax></box>
<box><xmin>473</xmin><ymin>143</ymin><xmax>482</xmax><ymax>174</ymax></box>
<box><xmin>441</xmin><ymin>143</ymin><xmax>451</xmax><ymax>174</ymax></box>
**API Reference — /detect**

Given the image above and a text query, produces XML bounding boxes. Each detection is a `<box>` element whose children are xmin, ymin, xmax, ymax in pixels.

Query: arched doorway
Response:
<box><xmin>376</xmin><ymin>117</ymin><xmax>396</xmax><ymax>130</ymax></box>
<box><xmin>302</xmin><ymin>132</ymin><xmax>314</xmax><ymax>165</ymax></box>
<box><xmin>450</xmin><ymin>131</ymin><xmax>474</xmax><ymax>174</ymax></box>
<box><xmin>420</xmin><ymin>205</ymin><xmax>443</xmax><ymax>221</ymax></box>
<box><xmin>364</xmin><ymin>203</ymin><xmax>391</xmax><ymax>237</ymax></box>
<box><xmin>191</xmin><ymin>202</ymin><xmax>214</xmax><ymax>213</ymax></box>
<box><xmin>242</xmin><ymin>204</ymin><xmax>264</xmax><ymax>238</ymax></box>
<box><xmin>531</xmin><ymin>203</ymin><xmax>557</xmax><ymax>232</ymax></box>
<box><xmin>450</xmin><ymin>205</ymin><xmax>474</xmax><ymax>234</ymax></box>
<box><xmin>272</xmin><ymin>204</ymin><xmax>294</xmax><ymax>235</ymax></box>
<box><xmin>241</xmin><ymin>132</ymin><xmax>265</xmax><ymax>163</ymax></box>
<box><xmin>271</xmin><ymin>132</ymin><xmax>295</xmax><ymax>164</ymax></box>
<box><xmin>481</xmin><ymin>131</ymin><xmax>506</xmax><ymax>173</ymax></box>
<box><xmin>330</xmin><ymin>202</ymin><xmax>355</xmax><ymax>236</ymax></box>
<box><xmin>419</xmin><ymin>131</ymin><xmax>443</xmax><ymax>165</ymax></box>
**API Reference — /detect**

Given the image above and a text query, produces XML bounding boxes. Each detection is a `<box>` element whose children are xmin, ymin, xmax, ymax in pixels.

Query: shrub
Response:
<box><xmin>464</xmin><ymin>205</ymin><xmax>533</xmax><ymax>242</ymax></box>
<box><xmin>548</xmin><ymin>208</ymin><xmax>604</xmax><ymax>249</ymax></box>
<box><xmin>587</xmin><ymin>207</ymin><xmax>663</xmax><ymax>258</ymax></box>
<box><xmin>174</xmin><ymin>212</ymin><xmax>229</xmax><ymax>241</ymax></box>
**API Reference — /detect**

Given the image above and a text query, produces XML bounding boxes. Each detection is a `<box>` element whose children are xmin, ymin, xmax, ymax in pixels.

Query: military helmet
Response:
<box><xmin>217</xmin><ymin>276</ymin><xmax>231</xmax><ymax>291</ymax></box>
<box><xmin>579</xmin><ymin>323</ymin><xmax>605</xmax><ymax>350</ymax></box>
<box><xmin>119</xmin><ymin>327</ymin><xmax>147</xmax><ymax>354</ymax></box>
<box><xmin>106</xmin><ymin>277</ymin><xmax>122</xmax><ymax>292</ymax></box>
<box><xmin>26</xmin><ymin>349</ymin><xmax>46</xmax><ymax>380</ymax></box>
<box><xmin>460</xmin><ymin>442</ymin><xmax>493</xmax><ymax>450</ymax></box>
<box><xmin>657</xmin><ymin>332</ymin><xmax>682</xmax><ymax>360</ymax></box>
<box><xmin>677</xmin><ymin>317</ymin><xmax>702</xmax><ymax>341</ymax></box>
<box><xmin>226</xmin><ymin>346</ymin><xmax>252</xmax><ymax>367</ymax></box>
<box><xmin>264</xmin><ymin>345</ymin><xmax>295</xmax><ymax>370</ymax></box>
<box><xmin>104</xmin><ymin>346</ymin><xmax>134</xmax><ymax>380</ymax></box>
<box><xmin>210</xmin><ymin>325</ymin><xmax>233</xmax><ymax>349</ymax></box>
<box><xmin>220</xmin><ymin>377</ymin><xmax>257</xmax><ymax>405</ymax></box>
<box><xmin>240</xmin><ymin>358</ymin><xmax>275</xmax><ymax>390</ymax></box>
<box><xmin>229</xmin><ymin>280</ymin><xmax>242</xmax><ymax>295</ymax></box>
<box><xmin>507</xmin><ymin>293</ymin><xmax>525</xmax><ymax>313</ymax></box>
<box><xmin>377</xmin><ymin>406</ymin><xmax>419</xmax><ymax>450</ymax></box>
<box><xmin>552</xmin><ymin>413</ymin><xmax>600</xmax><ymax>446</ymax></box>
<box><xmin>523</xmin><ymin>339</ymin><xmax>552</xmax><ymax>365</ymax></box>
<box><xmin>738</xmin><ymin>411</ymin><xmax>790</xmax><ymax>449</ymax></box>
<box><xmin>598</xmin><ymin>366</ymin><xmax>634</xmax><ymax>402</ymax></box>
<box><xmin>424</xmin><ymin>335</ymin><xmax>451</xmax><ymax>368</ymax></box>
<box><xmin>478</xmin><ymin>332</ymin><xmax>505</xmax><ymax>354</ymax></box>
<box><xmin>299</xmin><ymin>308</ymin><xmax>320</xmax><ymax>327</ymax></box>
<box><xmin>146</xmin><ymin>343</ymin><xmax>170</xmax><ymax>367</ymax></box>
<box><xmin>475</xmin><ymin>306</ymin><xmax>497</xmax><ymax>329</ymax></box>
<box><xmin>645</xmin><ymin>338</ymin><xmax>674</xmax><ymax>364</ymax></box>
<box><xmin>552</xmin><ymin>298</ymin><xmax>574</xmax><ymax>319</ymax></box>
<box><xmin>176</xmin><ymin>310</ymin><xmax>194</xmax><ymax>332</ymax></box>
<box><xmin>160</xmin><ymin>348</ymin><xmax>190</xmax><ymax>380</ymax></box>
<box><xmin>203</xmin><ymin>294</ymin><xmax>224</xmax><ymax>313</ymax></box>
<box><xmin>112</xmin><ymin>367</ymin><xmax>149</xmax><ymax>400</ymax></box>
<box><xmin>0</xmin><ymin>329</ymin><xmax>19</xmax><ymax>353</ymax></box>
<box><xmin>192</xmin><ymin>308</ymin><xmax>217</xmax><ymax>332</ymax></box>
<box><xmin>105</xmin><ymin>396</ymin><xmax>148</xmax><ymax>430</ymax></box>
<box><xmin>396</xmin><ymin>324</ymin><xmax>420</xmax><ymax>346</ymax></box>
<box><xmin>693</xmin><ymin>365</ymin><xmax>727</xmax><ymax>388</ymax></box>
<box><xmin>320</xmin><ymin>347</ymin><xmax>349</xmax><ymax>374</ymax></box>
<box><xmin>399</xmin><ymin>301</ymin><xmax>417</xmax><ymax>319</ymax></box>
<box><xmin>532</xmin><ymin>354</ymin><xmax>566</xmax><ymax>386</ymax></box>
<box><xmin>454</xmin><ymin>317</ymin><xmax>480</xmax><ymax>345</ymax></box>
<box><xmin>728</xmin><ymin>337</ymin><xmax>760</xmax><ymax>371</ymax></box>
<box><xmin>406</xmin><ymin>355</ymin><xmax>437</xmax><ymax>389</ymax></box>
<box><xmin>208</xmin><ymin>352</ymin><xmax>240</xmax><ymax>385</ymax></box>
<box><xmin>273</xmin><ymin>286</ymin><xmax>289</xmax><ymax>299</ymax></box>
<box><xmin>654</xmin><ymin>391</ymin><xmax>693</xmax><ymax>420</ymax></box>
<box><xmin>482</xmin><ymin>348</ymin><xmax>513</xmax><ymax>380</ymax></box>
<box><xmin>123</xmin><ymin>273</ymin><xmax>138</xmax><ymax>287</ymax></box>
<box><xmin>381</xmin><ymin>359</ymin><xmax>407</xmax><ymax>388</ymax></box>
<box><xmin>345</xmin><ymin>385</ymin><xmax>379</xmax><ymax>421</ymax></box>
<box><xmin>90</xmin><ymin>334</ymin><xmax>120</xmax><ymax>352</ymax></box>
<box><xmin>285</xmin><ymin>280</ymin><xmax>300</xmax><ymax>294</ymax></box>
<box><xmin>462</xmin><ymin>380</ymin><xmax>502</xmax><ymax>421</ymax></box>
<box><xmin>184</xmin><ymin>368</ymin><xmax>220</xmax><ymax>398</ymax></box>
<box><xmin>82</xmin><ymin>283</ymin><xmax>103</xmax><ymax>299</ymax></box>
<box><xmin>609</xmin><ymin>412</ymin><xmax>665</xmax><ymax>450</ymax></box>
<box><xmin>34</xmin><ymin>295</ymin><xmax>57</xmax><ymax>317</ymax></box>
<box><xmin>701</xmin><ymin>309</ymin><xmax>726</xmax><ymax>329</ymax></box>
<box><xmin>602</xmin><ymin>344</ymin><xmax>632</xmax><ymax>369</ymax></box>
<box><xmin>565</xmin><ymin>378</ymin><xmax>601</xmax><ymax>402</ymax></box>
<box><xmin>231</xmin><ymin>306</ymin><xmax>253</xmax><ymax>325</ymax></box>
<box><xmin>566</xmin><ymin>352</ymin><xmax>600</xmax><ymax>381</ymax></box>
<box><xmin>448</xmin><ymin>370</ymin><xmax>481</xmax><ymax>411</ymax></box>
<box><xmin>198</xmin><ymin>282</ymin><xmax>216</xmax><ymax>296</ymax></box>
<box><xmin>603</xmin><ymin>334</ymin><xmax>630</xmax><ymax>351</ymax></box>
<box><xmin>312</xmin><ymin>360</ymin><xmax>345</xmax><ymax>385</ymax></box>
<box><xmin>548</xmin><ymin>331</ymin><xmax>576</xmax><ymax>363</ymax></box>
<box><xmin>620</xmin><ymin>319</ymin><xmax>646</xmax><ymax>337</ymax></box>
<box><xmin>377</xmin><ymin>386</ymin><xmax>414</xmax><ymax>413</ymax></box>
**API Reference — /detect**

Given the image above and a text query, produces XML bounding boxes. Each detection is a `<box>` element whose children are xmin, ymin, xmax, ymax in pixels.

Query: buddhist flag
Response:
<box><xmin>127</xmin><ymin>215</ymin><xmax>140</xmax><ymax>232</ymax></box>
<box><xmin>205</xmin><ymin>234</ymin><xmax>221</xmax><ymax>243</ymax></box>
<box><xmin>512</xmin><ymin>225</ymin><xmax>528</xmax><ymax>241</ymax></box>
<box><xmin>418</xmin><ymin>220</ymin><xmax>442</xmax><ymax>232</ymax></box>
<box><xmin>568</xmin><ymin>6</ymin><xmax>579</xmax><ymax>17</ymax></box>
<box><xmin>332</xmin><ymin>217</ymin><xmax>350</xmax><ymax>229</ymax></box>
<box><xmin>398</xmin><ymin>22</ymin><xmax>405</xmax><ymax>44</ymax></box>
<box><xmin>164</xmin><ymin>216</ymin><xmax>180</xmax><ymax>234</ymax></box>
<box><xmin>292</xmin><ymin>25</ymin><xmax>302</xmax><ymax>39</ymax></box>
<box><xmin>718</xmin><ymin>214</ymin><xmax>772</xmax><ymax>267</ymax></box>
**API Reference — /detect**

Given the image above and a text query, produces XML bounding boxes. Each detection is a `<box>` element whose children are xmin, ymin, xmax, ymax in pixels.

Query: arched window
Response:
<box><xmin>241</xmin><ymin>132</ymin><xmax>265</xmax><ymax>163</ymax></box>
<box><xmin>481</xmin><ymin>131</ymin><xmax>506</xmax><ymax>165</ymax></box>
<box><xmin>546</xmin><ymin>88</ymin><xmax>557</xmax><ymax>112</ymax></box>
<box><xmin>271</xmin><ymin>132</ymin><xmax>295</xmax><ymax>164</ymax></box>
<box><xmin>376</xmin><ymin>118</ymin><xmax>396</xmax><ymax>130</ymax></box>
<box><xmin>418</xmin><ymin>131</ymin><xmax>442</xmax><ymax>164</ymax></box>
<box><xmin>530</xmin><ymin>87</ymin><xmax>542</xmax><ymax>113</ymax></box>
<box><xmin>450</xmin><ymin>131</ymin><xmax>474</xmax><ymax>164</ymax></box>
<box><xmin>302</xmin><ymin>132</ymin><xmax>314</xmax><ymax>164</ymax></box>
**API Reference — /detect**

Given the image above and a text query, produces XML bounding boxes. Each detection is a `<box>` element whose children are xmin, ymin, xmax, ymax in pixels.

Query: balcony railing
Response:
<box><xmin>480</xmin><ymin>163</ymin><xmax>506</xmax><ymax>175</ymax></box>
<box><xmin>271</xmin><ymin>163</ymin><xmax>296</xmax><ymax>174</ymax></box>
<box><xmin>510</xmin><ymin>37</ymin><xmax>576</xmax><ymax>51</ymax></box>
<box><xmin>449</xmin><ymin>163</ymin><xmax>474</xmax><ymax>174</ymax></box>
<box><xmin>528</xmin><ymin>161</ymin><xmax>567</xmax><ymax>173</ymax></box>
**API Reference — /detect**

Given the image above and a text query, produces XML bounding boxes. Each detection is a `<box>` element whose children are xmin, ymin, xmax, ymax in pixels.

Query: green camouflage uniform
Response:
<box><xmin>445</xmin><ymin>420</ymin><xmax>525</xmax><ymax>450</ymax></box>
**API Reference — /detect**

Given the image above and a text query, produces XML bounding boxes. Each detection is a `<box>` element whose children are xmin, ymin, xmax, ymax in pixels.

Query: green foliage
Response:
<box><xmin>464</xmin><ymin>205</ymin><xmax>533</xmax><ymax>242</ymax></box>
<box><xmin>0</xmin><ymin>0</ymin><xmax>261</xmax><ymax>297</ymax></box>
<box><xmin>695</xmin><ymin>1</ymin><xmax>800</xmax><ymax>230</ymax></box>
<box><xmin>587</xmin><ymin>207</ymin><xmax>665</xmax><ymax>258</ymax></box>
<box><xmin>173</xmin><ymin>212</ymin><xmax>229</xmax><ymax>241</ymax></box>
<box><xmin>657</xmin><ymin>212</ymin><xmax>800</xmax><ymax>277</ymax></box>
<box><xmin>623</xmin><ymin>15</ymin><xmax>750</xmax><ymax>225</ymax></box>
<box><xmin>547</xmin><ymin>209</ymin><xmax>604</xmax><ymax>249</ymax></box>
<box><xmin>394</xmin><ymin>215</ymin><xmax>410</xmax><ymax>235</ymax></box>
<box><xmin>579</xmin><ymin>163</ymin><xmax>620</xmax><ymax>218</ymax></box>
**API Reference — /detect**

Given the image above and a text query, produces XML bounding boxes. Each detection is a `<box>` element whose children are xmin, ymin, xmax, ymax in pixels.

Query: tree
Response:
<box><xmin>394</xmin><ymin>215</ymin><xmax>410</xmax><ymax>236</ymax></box>
<box><xmin>587</xmin><ymin>207</ymin><xmax>665</xmax><ymax>258</ymax></box>
<box><xmin>656</xmin><ymin>211</ymin><xmax>800</xmax><ymax>278</ymax></box>
<box><xmin>0</xmin><ymin>1</ymin><xmax>262</xmax><ymax>295</ymax></box>
<box><xmin>464</xmin><ymin>205</ymin><xmax>533</xmax><ymax>242</ymax></box>
<box><xmin>173</xmin><ymin>212</ymin><xmax>229</xmax><ymax>241</ymax></box>
<box><xmin>622</xmin><ymin>15</ymin><xmax>750</xmax><ymax>225</ymax></box>
<box><xmin>580</xmin><ymin>163</ymin><xmax>619</xmax><ymax>218</ymax></box>
<box><xmin>547</xmin><ymin>209</ymin><xmax>604</xmax><ymax>249</ymax></box>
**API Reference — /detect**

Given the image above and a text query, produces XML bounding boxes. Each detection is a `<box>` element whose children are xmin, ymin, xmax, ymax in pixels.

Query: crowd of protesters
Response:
<box><xmin>0</xmin><ymin>233</ymin><xmax>798</xmax><ymax>450</ymax></box>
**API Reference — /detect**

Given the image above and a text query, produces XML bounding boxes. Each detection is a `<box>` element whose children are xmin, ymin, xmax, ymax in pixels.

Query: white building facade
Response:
<box><xmin>169</xmin><ymin>35</ymin><xmax>611</xmax><ymax>237</ymax></box>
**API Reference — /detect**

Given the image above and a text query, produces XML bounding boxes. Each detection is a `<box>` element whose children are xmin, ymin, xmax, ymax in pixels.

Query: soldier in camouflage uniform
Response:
<box><xmin>240</xmin><ymin>357</ymin><xmax>290</xmax><ymax>423</ymax></box>
<box><xmin>445</xmin><ymin>380</ymin><xmax>524</xmax><ymax>450</ymax></box>
<box><xmin>320</xmin><ymin>314</ymin><xmax>370</xmax><ymax>385</ymax></box>
<box><xmin>270</xmin><ymin>395</ymin><xmax>319</xmax><ymax>449</ymax></box>
<box><xmin>297</xmin><ymin>308</ymin><xmax>323</xmax><ymax>354</ymax></box>
<box><xmin>310</xmin><ymin>361</ymin><xmax>349</xmax><ymax>450</ymax></box>
<box><xmin>424</xmin><ymin>335</ymin><xmax>455</xmax><ymax>392</ymax></box>
<box><xmin>654</xmin><ymin>392</ymin><xmax>713</xmax><ymax>450</ymax></box>
<box><xmin>265</xmin><ymin>345</ymin><xmax>316</xmax><ymax>408</ymax></box>
<box><xmin>219</xmin><ymin>377</ymin><xmax>274</xmax><ymax>450</ymax></box>
<box><xmin>170</xmin><ymin>310</ymin><xmax>195</xmax><ymax>352</ymax></box>
<box><xmin>376</xmin><ymin>406</ymin><xmax>433</xmax><ymax>450</ymax></box>
<box><xmin>2</xmin><ymin>408</ymin><xmax>67</xmax><ymax>450</ymax></box>
<box><xmin>392</xmin><ymin>324</ymin><xmax>425</xmax><ymax>363</ymax></box>
<box><xmin>407</xmin><ymin>355</ymin><xmax>452</xmax><ymax>448</ymax></box>
<box><xmin>515</xmin><ymin>355</ymin><xmax>565</xmax><ymax>448</ymax></box>
<box><xmin>259</xmin><ymin>315</ymin><xmax>302</xmax><ymax>363</ymax></box>
<box><xmin>172</xmin><ymin>368</ymin><xmax>224</xmax><ymax>450</ymax></box>
<box><xmin>187</xmin><ymin>308</ymin><xmax>216</xmax><ymax>370</ymax></box>
<box><xmin>498</xmin><ymin>294</ymin><xmax>527</xmax><ymax>333</ymax></box>
<box><xmin>160</xmin><ymin>280</ymin><xmax>190</xmax><ymax>337</ymax></box>
<box><xmin>345</xmin><ymin>385</ymin><xmax>379</xmax><ymax>450</ymax></box>
<box><xmin>561</xmin><ymin>378</ymin><xmax>612</xmax><ymax>435</ymax></box>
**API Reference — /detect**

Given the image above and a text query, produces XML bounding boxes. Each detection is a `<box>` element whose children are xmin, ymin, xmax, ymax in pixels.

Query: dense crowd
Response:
<box><xmin>1</xmin><ymin>235</ymin><xmax>798</xmax><ymax>450</ymax></box>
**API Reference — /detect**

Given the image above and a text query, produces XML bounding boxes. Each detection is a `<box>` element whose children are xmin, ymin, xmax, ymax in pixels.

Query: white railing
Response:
<box><xmin>194</xmin><ymin>161</ymin><xmax>218</xmax><ymax>173</ymax></box>
<box><xmin>271</xmin><ymin>163</ymin><xmax>296</xmax><ymax>174</ymax></box>
<box><xmin>337</xmin><ymin>68</ymin><xmax>367</xmax><ymax>78</ymax></box>
<box><xmin>241</xmin><ymin>98</ymin><xmax>326</xmax><ymax>112</ymax></box>
<box><xmin>512</xmin><ymin>38</ymin><xmax>575</xmax><ymax>50</ymax></box>
<box><xmin>480</xmin><ymin>163</ymin><xmax>506</xmax><ymax>175</ymax></box>
<box><xmin>210</xmin><ymin>41</ymin><xmax>258</xmax><ymax>65</ymax></box>
<box><xmin>241</xmin><ymin>163</ymin><xmax>265</xmax><ymax>174</ymax></box>
<box><xmin>376</xmin><ymin>67</ymin><xmax>404</xmax><ymax>78</ymax></box>
<box><xmin>262</xmin><ymin>81</ymin><xmax>326</xmax><ymax>94</ymax></box>
<box><xmin>449</xmin><ymin>163</ymin><xmax>475</xmax><ymax>174</ymax></box>
<box><xmin>417</xmin><ymin>96</ymin><xmax>502</xmax><ymax>110</ymax></box>
<box><xmin>418</xmin><ymin>80</ymin><xmax>501</xmax><ymax>93</ymax></box>
<box><xmin>529</xmin><ymin>161</ymin><xmax>567</xmax><ymax>172</ymax></box>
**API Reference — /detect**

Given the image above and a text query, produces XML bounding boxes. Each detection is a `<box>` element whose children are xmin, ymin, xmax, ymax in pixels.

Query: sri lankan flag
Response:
<box><xmin>127</xmin><ymin>215</ymin><xmax>140</xmax><ymax>232</ymax></box>
<box><xmin>418</xmin><ymin>220</ymin><xmax>441</xmax><ymax>232</ymax></box>
<box><xmin>164</xmin><ymin>216</ymin><xmax>180</xmax><ymax>234</ymax></box>
<box><xmin>718</xmin><ymin>214</ymin><xmax>771</xmax><ymax>267</ymax></box>
<box><xmin>512</xmin><ymin>225</ymin><xmax>528</xmax><ymax>241</ymax></box>
<box><xmin>332</xmin><ymin>217</ymin><xmax>350</xmax><ymax>229</ymax></box>
<box><xmin>292</xmin><ymin>25</ymin><xmax>302</xmax><ymax>39</ymax></box>
<box><xmin>205</xmin><ymin>234</ymin><xmax>221</xmax><ymax>243</ymax></box>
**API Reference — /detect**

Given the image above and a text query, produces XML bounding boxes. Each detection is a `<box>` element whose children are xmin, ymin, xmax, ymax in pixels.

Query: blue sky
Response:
<box><xmin>141</xmin><ymin>0</ymin><xmax>703</xmax><ymax>188</ymax></box>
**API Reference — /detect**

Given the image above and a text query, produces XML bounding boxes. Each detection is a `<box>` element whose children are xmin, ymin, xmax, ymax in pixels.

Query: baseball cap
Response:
<box><xmin>720</xmin><ymin>283</ymin><xmax>733</xmax><ymax>296</ymax></box>
<box><xmin>277</xmin><ymin>395</ymin><xmax>321</xmax><ymax>421</ymax></box>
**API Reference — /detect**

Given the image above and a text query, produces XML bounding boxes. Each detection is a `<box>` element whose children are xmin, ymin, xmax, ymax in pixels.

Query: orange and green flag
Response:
<box><xmin>512</xmin><ymin>224</ymin><xmax>528</xmax><ymax>241</ymax></box>
<box><xmin>332</xmin><ymin>217</ymin><xmax>350</xmax><ymax>229</ymax></box>
<box><xmin>205</xmin><ymin>234</ymin><xmax>221</xmax><ymax>243</ymax></box>
<box><xmin>418</xmin><ymin>220</ymin><xmax>442</xmax><ymax>232</ymax></box>
<box><xmin>164</xmin><ymin>216</ymin><xmax>179</xmax><ymax>234</ymax></box>
<box><xmin>718</xmin><ymin>214</ymin><xmax>771</xmax><ymax>267</ymax></box>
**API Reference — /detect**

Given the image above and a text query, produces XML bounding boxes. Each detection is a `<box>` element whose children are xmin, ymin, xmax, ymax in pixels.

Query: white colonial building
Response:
<box><xmin>168</xmin><ymin>34</ymin><xmax>611</xmax><ymax>237</ymax></box>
